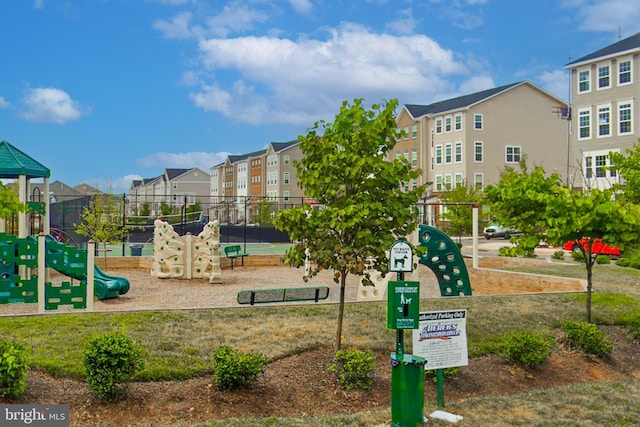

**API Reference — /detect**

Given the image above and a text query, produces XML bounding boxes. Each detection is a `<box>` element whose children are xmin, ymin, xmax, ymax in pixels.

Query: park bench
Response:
<box><xmin>237</xmin><ymin>286</ymin><xmax>330</xmax><ymax>306</ymax></box>
<box><xmin>224</xmin><ymin>245</ymin><xmax>249</xmax><ymax>269</ymax></box>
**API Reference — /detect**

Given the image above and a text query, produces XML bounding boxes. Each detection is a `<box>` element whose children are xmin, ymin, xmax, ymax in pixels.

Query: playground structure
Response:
<box><xmin>356</xmin><ymin>224</ymin><xmax>473</xmax><ymax>301</ymax></box>
<box><xmin>151</xmin><ymin>218</ymin><xmax>223</xmax><ymax>283</ymax></box>
<box><xmin>0</xmin><ymin>141</ymin><xmax>130</xmax><ymax>312</ymax></box>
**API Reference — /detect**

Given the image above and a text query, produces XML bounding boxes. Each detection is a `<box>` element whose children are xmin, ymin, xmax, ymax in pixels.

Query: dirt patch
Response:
<box><xmin>3</xmin><ymin>326</ymin><xmax>639</xmax><ymax>426</ymax></box>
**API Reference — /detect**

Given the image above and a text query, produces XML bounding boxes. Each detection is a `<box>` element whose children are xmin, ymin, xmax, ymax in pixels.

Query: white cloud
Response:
<box><xmin>32</xmin><ymin>0</ymin><xmax>45</xmax><ymax>10</ymax></box>
<box><xmin>135</xmin><ymin>151</ymin><xmax>230</xmax><ymax>171</ymax></box>
<box><xmin>287</xmin><ymin>0</ymin><xmax>313</xmax><ymax>15</ymax></box>
<box><xmin>457</xmin><ymin>75</ymin><xmax>495</xmax><ymax>95</ymax></box>
<box><xmin>537</xmin><ymin>69</ymin><xmax>570</xmax><ymax>100</ymax></box>
<box><xmin>385</xmin><ymin>9</ymin><xmax>418</xmax><ymax>35</ymax></box>
<box><xmin>205</xmin><ymin>4</ymin><xmax>269</xmax><ymax>37</ymax></box>
<box><xmin>570</xmin><ymin>0</ymin><xmax>640</xmax><ymax>33</ymax></box>
<box><xmin>0</xmin><ymin>96</ymin><xmax>9</xmax><ymax>108</ymax></box>
<box><xmin>190</xmin><ymin>23</ymin><xmax>468</xmax><ymax>125</ymax></box>
<box><xmin>20</xmin><ymin>87</ymin><xmax>87</xmax><ymax>124</ymax></box>
<box><xmin>154</xmin><ymin>11</ymin><xmax>196</xmax><ymax>39</ymax></box>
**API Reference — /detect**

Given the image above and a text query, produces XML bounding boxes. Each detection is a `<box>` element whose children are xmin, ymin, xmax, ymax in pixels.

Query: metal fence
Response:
<box><xmin>19</xmin><ymin>194</ymin><xmax>298</xmax><ymax>247</ymax></box>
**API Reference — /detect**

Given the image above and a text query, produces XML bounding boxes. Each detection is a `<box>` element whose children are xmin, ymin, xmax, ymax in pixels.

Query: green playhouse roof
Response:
<box><xmin>0</xmin><ymin>141</ymin><xmax>50</xmax><ymax>179</ymax></box>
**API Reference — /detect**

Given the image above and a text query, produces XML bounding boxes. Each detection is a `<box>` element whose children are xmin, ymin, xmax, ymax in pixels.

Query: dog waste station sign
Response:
<box><xmin>387</xmin><ymin>238</ymin><xmax>426</xmax><ymax>427</ymax></box>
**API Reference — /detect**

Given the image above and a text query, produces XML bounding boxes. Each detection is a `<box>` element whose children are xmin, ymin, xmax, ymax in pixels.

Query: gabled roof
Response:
<box><xmin>270</xmin><ymin>140</ymin><xmax>299</xmax><ymax>153</ymax></box>
<box><xmin>165</xmin><ymin>168</ymin><xmax>190</xmax><ymax>180</ymax></box>
<box><xmin>74</xmin><ymin>183</ymin><xmax>101</xmax><ymax>195</ymax></box>
<box><xmin>567</xmin><ymin>33</ymin><xmax>640</xmax><ymax>67</ymax></box>
<box><xmin>0</xmin><ymin>141</ymin><xmax>50</xmax><ymax>179</ymax></box>
<box><xmin>228</xmin><ymin>149</ymin><xmax>266</xmax><ymax>164</ymax></box>
<box><xmin>404</xmin><ymin>82</ymin><xmax>522</xmax><ymax>118</ymax></box>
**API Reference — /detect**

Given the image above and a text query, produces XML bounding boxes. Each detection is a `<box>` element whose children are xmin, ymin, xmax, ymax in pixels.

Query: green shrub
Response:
<box><xmin>0</xmin><ymin>340</ymin><xmax>29</xmax><ymax>398</ymax></box>
<box><xmin>625</xmin><ymin>315</ymin><xmax>640</xmax><ymax>341</ymax></box>
<box><xmin>617</xmin><ymin>250</ymin><xmax>640</xmax><ymax>269</ymax></box>
<box><xmin>562</xmin><ymin>320</ymin><xmax>613</xmax><ymax>358</ymax></box>
<box><xmin>83</xmin><ymin>330</ymin><xmax>145</xmax><ymax>400</ymax></box>
<box><xmin>498</xmin><ymin>331</ymin><xmax>555</xmax><ymax>368</ymax></box>
<box><xmin>552</xmin><ymin>250</ymin><xmax>565</xmax><ymax>260</ymax></box>
<box><xmin>212</xmin><ymin>345</ymin><xmax>269</xmax><ymax>390</ymax></box>
<box><xmin>328</xmin><ymin>349</ymin><xmax>376</xmax><ymax>391</ymax></box>
<box><xmin>572</xmin><ymin>250</ymin><xmax>585</xmax><ymax>261</ymax></box>
<box><xmin>595</xmin><ymin>255</ymin><xmax>611</xmax><ymax>264</ymax></box>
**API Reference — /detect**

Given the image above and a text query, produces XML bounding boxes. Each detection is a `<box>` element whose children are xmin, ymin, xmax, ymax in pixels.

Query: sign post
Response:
<box><xmin>388</xmin><ymin>238</ymin><xmax>426</xmax><ymax>427</ymax></box>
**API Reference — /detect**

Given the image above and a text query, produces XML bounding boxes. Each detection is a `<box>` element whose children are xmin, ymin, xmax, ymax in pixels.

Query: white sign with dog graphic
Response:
<box><xmin>389</xmin><ymin>239</ymin><xmax>413</xmax><ymax>273</ymax></box>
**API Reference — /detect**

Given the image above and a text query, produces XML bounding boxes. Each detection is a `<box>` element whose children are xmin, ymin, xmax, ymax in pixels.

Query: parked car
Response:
<box><xmin>483</xmin><ymin>224</ymin><xmax>514</xmax><ymax>240</ymax></box>
<box><xmin>563</xmin><ymin>238</ymin><xmax>621</xmax><ymax>258</ymax></box>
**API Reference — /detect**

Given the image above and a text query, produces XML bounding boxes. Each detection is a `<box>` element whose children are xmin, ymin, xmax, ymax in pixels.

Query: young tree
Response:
<box><xmin>75</xmin><ymin>193</ymin><xmax>130</xmax><ymax>253</ymax></box>
<box><xmin>609</xmin><ymin>141</ymin><xmax>640</xmax><ymax>203</ymax></box>
<box><xmin>0</xmin><ymin>182</ymin><xmax>26</xmax><ymax>220</ymax></box>
<box><xmin>544</xmin><ymin>186</ymin><xmax>640</xmax><ymax>322</ymax></box>
<box><xmin>484</xmin><ymin>161</ymin><xmax>562</xmax><ymax>257</ymax></box>
<box><xmin>439</xmin><ymin>183</ymin><xmax>483</xmax><ymax>243</ymax></box>
<box><xmin>274</xmin><ymin>99</ymin><xmax>426</xmax><ymax>350</ymax></box>
<box><xmin>485</xmin><ymin>163</ymin><xmax>640</xmax><ymax>322</ymax></box>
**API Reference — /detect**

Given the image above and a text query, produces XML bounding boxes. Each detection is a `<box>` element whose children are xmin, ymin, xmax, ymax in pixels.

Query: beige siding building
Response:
<box><xmin>565</xmin><ymin>33</ymin><xmax>640</xmax><ymax>190</ymax></box>
<box><xmin>396</xmin><ymin>81</ymin><xmax>569</xmax><ymax>197</ymax></box>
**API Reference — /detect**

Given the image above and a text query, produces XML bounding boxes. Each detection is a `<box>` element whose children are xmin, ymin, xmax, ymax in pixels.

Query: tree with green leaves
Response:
<box><xmin>440</xmin><ymin>183</ymin><xmax>483</xmax><ymax>243</ymax></box>
<box><xmin>274</xmin><ymin>98</ymin><xmax>426</xmax><ymax>350</ymax></box>
<box><xmin>485</xmin><ymin>162</ymin><xmax>640</xmax><ymax>323</ymax></box>
<box><xmin>484</xmin><ymin>161</ymin><xmax>562</xmax><ymax>257</ymax></box>
<box><xmin>75</xmin><ymin>193</ymin><xmax>130</xmax><ymax>253</ymax></box>
<box><xmin>0</xmin><ymin>182</ymin><xmax>26</xmax><ymax>222</ymax></box>
<box><xmin>544</xmin><ymin>186</ymin><xmax>640</xmax><ymax>322</ymax></box>
<box><xmin>609</xmin><ymin>141</ymin><xmax>640</xmax><ymax>203</ymax></box>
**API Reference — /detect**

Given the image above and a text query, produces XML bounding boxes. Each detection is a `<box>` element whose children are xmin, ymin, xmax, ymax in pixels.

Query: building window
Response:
<box><xmin>444</xmin><ymin>174</ymin><xmax>452</xmax><ymax>190</ymax></box>
<box><xmin>597</xmin><ymin>64</ymin><xmax>610</xmax><ymax>89</ymax></box>
<box><xmin>412</xmin><ymin>179</ymin><xmax>417</xmax><ymax>188</ymax></box>
<box><xmin>455</xmin><ymin>142</ymin><xmax>462</xmax><ymax>163</ymax></box>
<box><xmin>283</xmin><ymin>172</ymin><xmax>290</xmax><ymax>185</ymax></box>
<box><xmin>435</xmin><ymin>118</ymin><xmax>443</xmax><ymax>134</ymax></box>
<box><xmin>578</xmin><ymin>108</ymin><xmax>591</xmax><ymax>139</ymax></box>
<box><xmin>474</xmin><ymin>173</ymin><xmax>483</xmax><ymax>190</ymax></box>
<box><xmin>435</xmin><ymin>175</ymin><xmax>443</xmax><ymax>191</ymax></box>
<box><xmin>445</xmin><ymin>116</ymin><xmax>452</xmax><ymax>133</ymax></box>
<box><xmin>585</xmin><ymin>156</ymin><xmax>593</xmax><ymax>179</ymax></box>
<box><xmin>284</xmin><ymin>155</ymin><xmax>290</xmax><ymax>165</ymax></box>
<box><xmin>445</xmin><ymin>143</ymin><xmax>452</xmax><ymax>164</ymax></box>
<box><xmin>411</xmin><ymin>149</ymin><xmax>418</xmax><ymax>167</ymax></box>
<box><xmin>619</xmin><ymin>59</ymin><xmax>632</xmax><ymax>85</ymax></box>
<box><xmin>454</xmin><ymin>173</ymin><xmax>463</xmax><ymax>187</ymax></box>
<box><xmin>578</xmin><ymin>68</ymin><xmax>590</xmax><ymax>93</ymax></box>
<box><xmin>506</xmin><ymin>146</ymin><xmax>521</xmax><ymax>163</ymax></box>
<box><xmin>283</xmin><ymin>191</ymin><xmax>290</xmax><ymax>201</ymax></box>
<box><xmin>403</xmin><ymin>126</ymin><xmax>409</xmax><ymax>140</ymax></box>
<box><xmin>595</xmin><ymin>155</ymin><xmax>607</xmax><ymax>178</ymax></box>
<box><xmin>454</xmin><ymin>114</ymin><xmax>462</xmax><ymax>131</ymax></box>
<box><xmin>411</xmin><ymin>124</ymin><xmax>417</xmax><ymax>139</ymax></box>
<box><xmin>597</xmin><ymin>105</ymin><xmax>611</xmax><ymax>137</ymax></box>
<box><xmin>619</xmin><ymin>101</ymin><xmax>633</xmax><ymax>135</ymax></box>
<box><xmin>474</xmin><ymin>114</ymin><xmax>483</xmax><ymax>130</ymax></box>
<box><xmin>435</xmin><ymin>145</ymin><xmax>443</xmax><ymax>165</ymax></box>
<box><xmin>474</xmin><ymin>141</ymin><xmax>483</xmax><ymax>162</ymax></box>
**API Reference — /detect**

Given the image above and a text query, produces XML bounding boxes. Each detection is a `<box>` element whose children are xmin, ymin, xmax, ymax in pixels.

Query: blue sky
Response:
<box><xmin>1</xmin><ymin>0</ymin><xmax>639</xmax><ymax>194</ymax></box>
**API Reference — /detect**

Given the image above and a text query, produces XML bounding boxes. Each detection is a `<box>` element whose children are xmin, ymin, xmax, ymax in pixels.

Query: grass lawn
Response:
<box><xmin>1</xmin><ymin>259</ymin><xmax>639</xmax><ymax>425</ymax></box>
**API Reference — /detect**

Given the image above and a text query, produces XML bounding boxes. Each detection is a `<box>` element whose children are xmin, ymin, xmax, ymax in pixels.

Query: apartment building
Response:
<box><xmin>128</xmin><ymin>168</ymin><xmax>210</xmax><ymax>217</ymax></box>
<box><xmin>565</xmin><ymin>33</ymin><xmax>640</xmax><ymax>190</ymax></box>
<box><xmin>396</xmin><ymin>81</ymin><xmax>569</xmax><ymax>197</ymax></box>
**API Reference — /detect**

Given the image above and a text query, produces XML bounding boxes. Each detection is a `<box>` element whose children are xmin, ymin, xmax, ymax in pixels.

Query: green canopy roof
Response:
<box><xmin>0</xmin><ymin>141</ymin><xmax>50</xmax><ymax>179</ymax></box>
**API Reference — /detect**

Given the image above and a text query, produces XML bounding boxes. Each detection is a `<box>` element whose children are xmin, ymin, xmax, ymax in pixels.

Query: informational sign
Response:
<box><xmin>412</xmin><ymin>309</ymin><xmax>469</xmax><ymax>370</ymax></box>
<box><xmin>387</xmin><ymin>281</ymin><xmax>420</xmax><ymax>329</ymax></box>
<box><xmin>389</xmin><ymin>239</ymin><xmax>413</xmax><ymax>272</ymax></box>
